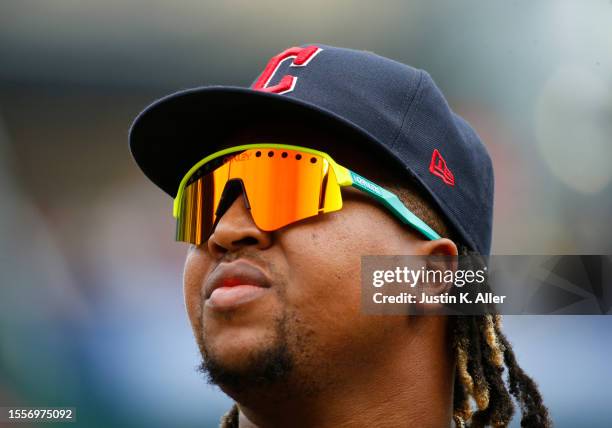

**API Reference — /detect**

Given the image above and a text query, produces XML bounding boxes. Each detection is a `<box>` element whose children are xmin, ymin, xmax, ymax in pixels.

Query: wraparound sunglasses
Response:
<box><xmin>174</xmin><ymin>144</ymin><xmax>440</xmax><ymax>245</ymax></box>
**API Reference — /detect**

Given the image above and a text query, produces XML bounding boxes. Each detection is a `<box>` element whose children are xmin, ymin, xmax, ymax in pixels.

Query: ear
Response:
<box><xmin>419</xmin><ymin>237</ymin><xmax>458</xmax><ymax>257</ymax></box>
<box><xmin>413</xmin><ymin>238</ymin><xmax>458</xmax><ymax>314</ymax></box>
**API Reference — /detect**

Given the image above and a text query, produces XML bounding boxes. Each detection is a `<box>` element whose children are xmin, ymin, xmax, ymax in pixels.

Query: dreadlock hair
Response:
<box><xmin>378</xmin><ymin>177</ymin><xmax>552</xmax><ymax>428</ymax></box>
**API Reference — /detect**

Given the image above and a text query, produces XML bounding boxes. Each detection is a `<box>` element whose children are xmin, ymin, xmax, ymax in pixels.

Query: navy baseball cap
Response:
<box><xmin>129</xmin><ymin>44</ymin><xmax>494</xmax><ymax>255</ymax></box>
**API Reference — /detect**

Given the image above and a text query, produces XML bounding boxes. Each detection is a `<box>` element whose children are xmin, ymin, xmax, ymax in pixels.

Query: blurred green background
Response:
<box><xmin>1</xmin><ymin>1</ymin><xmax>611</xmax><ymax>427</ymax></box>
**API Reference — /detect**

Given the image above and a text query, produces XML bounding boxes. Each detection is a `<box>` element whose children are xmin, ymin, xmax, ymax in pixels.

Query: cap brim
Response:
<box><xmin>129</xmin><ymin>86</ymin><xmax>393</xmax><ymax>197</ymax></box>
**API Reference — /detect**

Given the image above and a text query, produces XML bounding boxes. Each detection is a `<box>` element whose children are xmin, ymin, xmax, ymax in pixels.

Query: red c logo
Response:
<box><xmin>252</xmin><ymin>45</ymin><xmax>322</xmax><ymax>94</ymax></box>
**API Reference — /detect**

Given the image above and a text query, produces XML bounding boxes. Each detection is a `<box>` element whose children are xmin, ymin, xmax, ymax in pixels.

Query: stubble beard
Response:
<box><xmin>197</xmin><ymin>311</ymin><xmax>295</xmax><ymax>396</ymax></box>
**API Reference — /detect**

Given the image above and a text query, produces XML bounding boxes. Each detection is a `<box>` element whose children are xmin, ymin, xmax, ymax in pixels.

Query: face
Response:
<box><xmin>183</xmin><ymin>118</ymin><xmax>453</xmax><ymax>399</ymax></box>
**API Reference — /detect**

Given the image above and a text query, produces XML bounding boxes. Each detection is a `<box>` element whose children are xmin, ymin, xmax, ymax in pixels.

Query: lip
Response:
<box><xmin>204</xmin><ymin>260</ymin><xmax>271</xmax><ymax>310</ymax></box>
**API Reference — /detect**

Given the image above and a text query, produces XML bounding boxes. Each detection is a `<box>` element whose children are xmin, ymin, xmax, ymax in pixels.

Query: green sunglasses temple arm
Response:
<box><xmin>347</xmin><ymin>170</ymin><xmax>441</xmax><ymax>241</ymax></box>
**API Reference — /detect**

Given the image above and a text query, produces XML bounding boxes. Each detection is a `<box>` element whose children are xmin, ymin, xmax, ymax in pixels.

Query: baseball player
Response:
<box><xmin>129</xmin><ymin>44</ymin><xmax>550</xmax><ymax>427</ymax></box>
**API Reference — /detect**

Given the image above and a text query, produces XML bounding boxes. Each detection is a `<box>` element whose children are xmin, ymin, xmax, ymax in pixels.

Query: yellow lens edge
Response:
<box><xmin>172</xmin><ymin>143</ymin><xmax>352</xmax><ymax>218</ymax></box>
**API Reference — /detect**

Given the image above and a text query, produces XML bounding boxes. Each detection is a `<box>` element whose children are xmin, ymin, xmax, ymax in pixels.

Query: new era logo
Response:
<box><xmin>429</xmin><ymin>149</ymin><xmax>455</xmax><ymax>186</ymax></box>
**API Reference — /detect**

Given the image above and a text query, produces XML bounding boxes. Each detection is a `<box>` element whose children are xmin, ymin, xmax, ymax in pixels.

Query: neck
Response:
<box><xmin>224</xmin><ymin>317</ymin><xmax>454</xmax><ymax>428</ymax></box>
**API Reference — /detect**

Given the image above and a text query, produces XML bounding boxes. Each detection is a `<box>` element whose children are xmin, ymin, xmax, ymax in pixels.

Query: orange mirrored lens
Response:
<box><xmin>176</xmin><ymin>148</ymin><xmax>342</xmax><ymax>245</ymax></box>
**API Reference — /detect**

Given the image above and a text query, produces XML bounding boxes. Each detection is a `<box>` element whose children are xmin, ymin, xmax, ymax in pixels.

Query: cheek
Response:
<box><xmin>285</xmin><ymin>231</ymin><xmax>359</xmax><ymax>317</ymax></box>
<box><xmin>278</xmin><ymin>204</ymin><xmax>413</xmax><ymax>349</ymax></box>
<box><xmin>183</xmin><ymin>249</ymin><xmax>209</xmax><ymax>330</ymax></box>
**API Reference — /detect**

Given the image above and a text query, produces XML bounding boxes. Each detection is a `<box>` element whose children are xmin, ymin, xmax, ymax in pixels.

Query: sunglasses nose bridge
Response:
<box><xmin>215</xmin><ymin>178</ymin><xmax>251</xmax><ymax>219</ymax></box>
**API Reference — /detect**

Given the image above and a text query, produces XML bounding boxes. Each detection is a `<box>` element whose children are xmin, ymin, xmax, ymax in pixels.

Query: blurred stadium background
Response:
<box><xmin>1</xmin><ymin>1</ymin><xmax>611</xmax><ymax>427</ymax></box>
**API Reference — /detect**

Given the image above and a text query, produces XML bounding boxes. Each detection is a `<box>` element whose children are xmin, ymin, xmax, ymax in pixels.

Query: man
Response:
<box><xmin>129</xmin><ymin>44</ymin><xmax>550</xmax><ymax>427</ymax></box>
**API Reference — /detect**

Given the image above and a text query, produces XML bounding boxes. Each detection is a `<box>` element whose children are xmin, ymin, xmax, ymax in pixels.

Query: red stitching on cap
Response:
<box><xmin>429</xmin><ymin>149</ymin><xmax>455</xmax><ymax>186</ymax></box>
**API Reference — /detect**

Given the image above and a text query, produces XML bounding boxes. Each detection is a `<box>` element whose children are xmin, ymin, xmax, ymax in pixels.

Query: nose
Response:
<box><xmin>206</xmin><ymin>184</ymin><xmax>272</xmax><ymax>257</ymax></box>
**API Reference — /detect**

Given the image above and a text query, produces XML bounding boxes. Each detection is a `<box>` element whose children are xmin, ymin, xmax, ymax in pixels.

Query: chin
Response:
<box><xmin>202</xmin><ymin>325</ymin><xmax>279</xmax><ymax>369</ymax></box>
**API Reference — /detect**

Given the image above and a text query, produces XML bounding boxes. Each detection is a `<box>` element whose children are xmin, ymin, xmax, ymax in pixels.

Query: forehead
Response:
<box><xmin>218</xmin><ymin>115</ymin><xmax>401</xmax><ymax>183</ymax></box>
